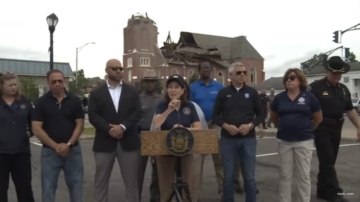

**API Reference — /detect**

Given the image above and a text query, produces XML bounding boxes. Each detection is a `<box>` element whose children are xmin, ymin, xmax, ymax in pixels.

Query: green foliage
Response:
<box><xmin>19</xmin><ymin>77</ymin><xmax>38</xmax><ymax>100</ymax></box>
<box><xmin>348</xmin><ymin>52</ymin><xmax>358</xmax><ymax>62</ymax></box>
<box><xmin>69</xmin><ymin>69</ymin><xmax>89</xmax><ymax>96</ymax></box>
<box><xmin>189</xmin><ymin>73</ymin><xmax>199</xmax><ymax>84</ymax></box>
<box><xmin>139</xmin><ymin>79</ymin><xmax>162</xmax><ymax>94</ymax></box>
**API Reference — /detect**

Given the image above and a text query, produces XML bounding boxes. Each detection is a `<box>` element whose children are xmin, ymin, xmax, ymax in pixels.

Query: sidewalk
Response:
<box><xmin>255</xmin><ymin>127</ymin><xmax>358</xmax><ymax>140</ymax></box>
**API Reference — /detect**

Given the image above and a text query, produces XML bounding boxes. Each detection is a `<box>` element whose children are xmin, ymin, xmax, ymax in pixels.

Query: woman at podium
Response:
<box><xmin>152</xmin><ymin>74</ymin><xmax>202</xmax><ymax>202</ymax></box>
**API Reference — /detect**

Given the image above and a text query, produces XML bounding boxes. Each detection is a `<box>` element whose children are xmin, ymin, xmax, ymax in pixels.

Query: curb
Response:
<box><xmin>255</xmin><ymin>130</ymin><xmax>359</xmax><ymax>141</ymax></box>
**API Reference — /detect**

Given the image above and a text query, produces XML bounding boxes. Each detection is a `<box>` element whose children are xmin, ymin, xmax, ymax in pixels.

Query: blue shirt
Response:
<box><xmin>155</xmin><ymin>101</ymin><xmax>200</xmax><ymax>130</ymax></box>
<box><xmin>190</xmin><ymin>80</ymin><xmax>224</xmax><ymax>121</ymax></box>
<box><xmin>271</xmin><ymin>91</ymin><xmax>321</xmax><ymax>142</ymax></box>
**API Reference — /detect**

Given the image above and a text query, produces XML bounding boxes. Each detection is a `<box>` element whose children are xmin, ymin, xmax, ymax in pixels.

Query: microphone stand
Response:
<box><xmin>167</xmin><ymin>107</ymin><xmax>192</xmax><ymax>202</ymax></box>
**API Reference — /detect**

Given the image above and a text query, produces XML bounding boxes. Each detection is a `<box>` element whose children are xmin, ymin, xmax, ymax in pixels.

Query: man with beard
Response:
<box><xmin>88</xmin><ymin>59</ymin><xmax>142</xmax><ymax>202</ymax></box>
<box><xmin>137</xmin><ymin>69</ymin><xmax>162</xmax><ymax>202</ymax></box>
<box><xmin>190</xmin><ymin>61</ymin><xmax>243</xmax><ymax>200</ymax></box>
<box><xmin>308</xmin><ymin>56</ymin><xmax>360</xmax><ymax>202</ymax></box>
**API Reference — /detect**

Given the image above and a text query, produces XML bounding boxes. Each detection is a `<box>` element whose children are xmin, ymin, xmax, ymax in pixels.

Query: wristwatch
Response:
<box><xmin>67</xmin><ymin>142</ymin><xmax>73</xmax><ymax>148</ymax></box>
<box><xmin>248</xmin><ymin>123</ymin><xmax>254</xmax><ymax>129</ymax></box>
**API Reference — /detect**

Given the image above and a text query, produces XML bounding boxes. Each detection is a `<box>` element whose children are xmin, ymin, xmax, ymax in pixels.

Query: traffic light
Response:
<box><xmin>344</xmin><ymin>48</ymin><xmax>350</xmax><ymax>58</ymax></box>
<box><xmin>332</xmin><ymin>31</ymin><xmax>341</xmax><ymax>43</ymax></box>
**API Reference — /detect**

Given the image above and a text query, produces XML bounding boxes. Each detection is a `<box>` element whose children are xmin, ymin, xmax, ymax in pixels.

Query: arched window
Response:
<box><xmin>188</xmin><ymin>70</ymin><xmax>194</xmax><ymax>79</ymax></box>
<box><xmin>218</xmin><ymin>72</ymin><xmax>224</xmax><ymax>85</ymax></box>
<box><xmin>127</xmin><ymin>58</ymin><xmax>133</xmax><ymax>68</ymax></box>
<box><xmin>250</xmin><ymin>67</ymin><xmax>257</xmax><ymax>85</ymax></box>
<box><xmin>128</xmin><ymin>69</ymin><xmax>132</xmax><ymax>82</ymax></box>
<box><xmin>171</xmin><ymin>69</ymin><xmax>179</xmax><ymax>75</ymax></box>
<box><xmin>140</xmin><ymin>57</ymin><xmax>150</xmax><ymax>66</ymax></box>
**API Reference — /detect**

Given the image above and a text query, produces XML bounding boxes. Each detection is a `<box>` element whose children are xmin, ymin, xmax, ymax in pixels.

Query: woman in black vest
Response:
<box><xmin>0</xmin><ymin>72</ymin><xmax>35</xmax><ymax>202</ymax></box>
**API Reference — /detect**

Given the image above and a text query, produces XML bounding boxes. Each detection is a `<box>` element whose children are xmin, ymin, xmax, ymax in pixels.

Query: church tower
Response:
<box><xmin>123</xmin><ymin>13</ymin><xmax>159</xmax><ymax>83</ymax></box>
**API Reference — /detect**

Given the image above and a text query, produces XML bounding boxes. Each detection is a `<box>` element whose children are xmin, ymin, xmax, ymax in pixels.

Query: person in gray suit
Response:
<box><xmin>88</xmin><ymin>59</ymin><xmax>142</xmax><ymax>202</ymax></box>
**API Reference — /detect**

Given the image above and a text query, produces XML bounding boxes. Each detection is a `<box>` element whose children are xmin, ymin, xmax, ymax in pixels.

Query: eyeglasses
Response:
<box><xmin>235</xmin><ymin>71</ymin><xmax>247</xmax><ymax>75</ymax></box>
<box><xmin>51</xmin><ymin>79</ymin><xmax>63</xmax><ymax>84</ymax></box>
<box><xmin>286</xmin><ymin>75</ymin><xmax>297</xmax><ymax>81</ymax></box>
<box><xmin>109</xmin><ymin>67</ymin><xmax>123</xmax><ymax>72</ymax></box>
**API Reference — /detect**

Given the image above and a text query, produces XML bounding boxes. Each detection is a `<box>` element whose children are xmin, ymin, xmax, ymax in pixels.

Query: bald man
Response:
<box><xmin>88</xmin><ymin>59</ymin><xmax>143</xmax><ymax>202</ymax></box>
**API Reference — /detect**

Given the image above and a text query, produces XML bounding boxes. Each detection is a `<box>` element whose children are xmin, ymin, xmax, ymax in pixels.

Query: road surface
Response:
<box><xmin>8</xmin><ymin>138</ymin><xmax>360</xmax><ymax>202</ymax></box>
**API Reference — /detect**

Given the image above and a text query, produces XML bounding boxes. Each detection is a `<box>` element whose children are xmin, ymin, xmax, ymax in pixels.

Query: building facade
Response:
<box><xmin>122</xmin><ymin>13</ymin><xmax>265</xmax><ymax>86</ymax></box>
<box><xmin>254</xmin><ymin>62</ymin><xmax>360</xmax><ymax>98</ymax></box>
<box><xmin>0</xmin><ymin>58</ymin><xmax>73</xmax><ymax>96</ymax></box>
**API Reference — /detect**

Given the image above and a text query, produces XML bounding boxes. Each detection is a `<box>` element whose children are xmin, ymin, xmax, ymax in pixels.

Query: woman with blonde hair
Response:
<box><xmin>0</xmin><ymin>72</ymin><xmax>35</xmax><ymax>202</ymax></box>
<box><xmin>152</xmin><ymin>74</ymin><xmax>203</xmax><ymax>202</ymax></box>
<box><xmin>270</xmin><ymin>68</ymin><xmax>323</xmax><ymax>202</ymax></box>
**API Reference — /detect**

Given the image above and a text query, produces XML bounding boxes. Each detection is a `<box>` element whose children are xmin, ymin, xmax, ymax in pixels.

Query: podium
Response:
<box><xmin>141</xmin><ymin>128</ymin><xmax>218</xmax><ymax>202</ymax></box>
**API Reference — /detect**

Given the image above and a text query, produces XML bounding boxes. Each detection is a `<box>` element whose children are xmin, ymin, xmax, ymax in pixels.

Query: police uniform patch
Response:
<box><xmin>165</xmin><ymin>127</ymin><xmax>194</xmax><ymax>156</ymax></box>
<box><xmin>306</xmin><ymin>85</ymin><xmax>312</xmax><ymax>91</ymax></box>
<box><xmin>322</xmin><ymin>91</ymin><xmax>328</xmax><ymax>95</ymax></box>
<box><xmin>20</xmin><ymin>104</ymin><xmax>26</xmax><ymax>109</ymax></box>
<box><xmin>182</xmin><ymin>107</ymin><xmax>191</xmax><ymax>115</ymax></box>
<box><xmin>245</xmin><ymin>93</ymin><xmax>249</xmax><ymax>98</ymax></box>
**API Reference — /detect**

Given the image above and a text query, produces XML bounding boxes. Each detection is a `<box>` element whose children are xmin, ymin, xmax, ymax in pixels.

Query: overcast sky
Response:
<box><xmin>1</xmin><ymin>0</ymin><xmax>359</xmax><ymax>79</ymax></box>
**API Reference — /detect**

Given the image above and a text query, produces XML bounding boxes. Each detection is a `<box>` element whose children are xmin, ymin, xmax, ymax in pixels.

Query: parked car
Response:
<box><xmin>352</xmin><ymin>98</ymin><xmax>360</xmax><ymax>112</ymax></box>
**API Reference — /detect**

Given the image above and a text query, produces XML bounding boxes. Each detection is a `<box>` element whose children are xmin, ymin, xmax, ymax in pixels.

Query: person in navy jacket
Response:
<box><xmin>153</xmin><ymin>74</ymin><xmax>202</xmax><ymax>202</ymax></box>
<box><xmin>0</xmin><ymin>72</ymin><xmax>35</xmax><ymax>202</ymax></box>
<box><xmin>270</xmin><ymin>68</ymin><xmax>323</xmax><ymax>202</ymax></box>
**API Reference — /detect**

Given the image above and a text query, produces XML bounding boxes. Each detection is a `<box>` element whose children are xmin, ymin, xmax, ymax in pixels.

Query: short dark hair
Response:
<box><xmin>282</xmin><ymin>68</ymin><xmax>308</xmax><ymax>91</ymax></box>
<box><xmin>46</xmin><ymin>69</ymin><xmax>64</xmax><ymax>80</ymax></box>
<box><xmin>198</xmin><ymin>61</ymin><xmax>210</xmax><ymax>71</ymax></box>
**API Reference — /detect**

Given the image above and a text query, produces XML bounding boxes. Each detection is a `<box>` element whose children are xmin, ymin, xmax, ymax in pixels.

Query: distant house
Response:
<box><xmin>253</xmin><ymin>76</ymin><xmax>284</xmax><ymax>95</ymax></box>
<box><xmin>254</xmin><ymin>62</ymin><xmax>360</xmax><ymax>98</ymax></box>
<box><xmin>306</xmin><ymin>62</ymin><xmax>360</xmax><ymax>99</ymax></box>
<box><xmin>0</xmin><ymin>58</ymin><xmax>73</xmax><ymax>95</ymax></box>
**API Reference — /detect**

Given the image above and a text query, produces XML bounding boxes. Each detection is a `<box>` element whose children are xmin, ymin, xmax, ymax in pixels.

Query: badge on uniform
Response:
<box><xmin>244</xmin><ymin>93</ymin><xmax>249</xmax><ymax>99</ymax></box>
<box><xmin>297</xmin><ymin>97</ymin><xmax>305</xmax><ymax>105</ymax></box>
<box><xmin>20</xmin><ymin>104</ymin><xmax>26</xmax><ymax>109</ymax></box>
<box><xmin>322</xmin><ymin>91</ymin><xmax>328</xmax><ymax>96</ymax></box>
<box><xmin>306</xmin><ymin>85</ymin><xmax>312</xmax><ymax>92</ymax></box>
<box><xmin>182</xmin><ymin>107</ymin><xmax>191</xmax><ymax>115</ymax></box>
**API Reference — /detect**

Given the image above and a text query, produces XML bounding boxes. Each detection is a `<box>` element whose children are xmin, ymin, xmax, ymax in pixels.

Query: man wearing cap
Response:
<box><xmin>308</xmin><ymin>56</ymin><xmax>360</xmax><ymax>202</ymax></box>
<box><xmin>137</xmin><ymin>69</ymin><xmax>162</xmax><ymax>202</ymax></box>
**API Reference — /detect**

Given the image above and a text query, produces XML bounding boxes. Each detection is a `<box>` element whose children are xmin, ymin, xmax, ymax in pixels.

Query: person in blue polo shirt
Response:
<box><xmin>153</xmin><ymin>74</ymin><xmax>202</xmax><ymax>202</ymax></box>
<box><xmin>270</xmin><ymin>68</ymin><xmax>323</xmax><ymax>202</ymax></box>
<box><xmin>190</xmin><ymin>61</ymin><xmax>243</xmax><ymax>199</ymax></box>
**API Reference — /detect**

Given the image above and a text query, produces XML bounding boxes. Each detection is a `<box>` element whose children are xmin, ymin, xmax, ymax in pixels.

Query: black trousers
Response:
<box><xmin>262</xmin><ymin>109</ymin><xmax>268</xmax><ymax>128</ymax></box>
<box><xmin>314</xmin><ymin>121</ymin><xmax>343</xmax><ymax>199</ymax></box>
<box><xmin>138</xmin><ymin>156</ymin><xmax>160</xmax><ymax>202</ymax></box>
<box><xmin>0</xmin><ymin>151</ymin><xmax>35</xmax><ymax>202</ymax></box>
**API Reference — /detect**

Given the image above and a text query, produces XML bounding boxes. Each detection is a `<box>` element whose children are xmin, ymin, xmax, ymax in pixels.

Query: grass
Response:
<box><xmin>82</xmin><ymin>127</ymin><xmax>95</xmax><ymax>136</ymax></box>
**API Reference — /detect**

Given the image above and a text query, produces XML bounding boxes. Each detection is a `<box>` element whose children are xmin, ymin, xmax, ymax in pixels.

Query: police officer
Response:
<box><xmin>137</xmin><ymin>69</ymin><xmax>162</xmax><ymax>202</ymax></box>
<box><xmin>308</xmin><ymin>56</ymin><xmax>360</xmax><ymax>202</ymax></box>
<box><xmin>259</xmin><ymin>89</ymin><xmax>269</xmax><ymax>129</ymax></box>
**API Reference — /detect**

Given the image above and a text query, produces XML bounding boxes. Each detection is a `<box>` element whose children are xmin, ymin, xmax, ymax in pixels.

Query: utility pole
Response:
<box><xmin>332</xmin><ymin>23</ymin><xmax>360</xmax><ymax>44</ymax></box>
<box><xmin>300</xmin><ymin>46</ymin><xmax>343</xmax><ymax>74</ymax></box>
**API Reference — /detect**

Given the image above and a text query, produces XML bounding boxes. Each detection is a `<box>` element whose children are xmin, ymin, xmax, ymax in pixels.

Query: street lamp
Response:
<box><xmin>76</xmin><ymin>42</ymin><xmax>95</xmax><ymax>85</ymax></box>
<box><xmin>46</xmin><ymin>13</ymin><xmax>59</xmax><ymax>70</ymax></box>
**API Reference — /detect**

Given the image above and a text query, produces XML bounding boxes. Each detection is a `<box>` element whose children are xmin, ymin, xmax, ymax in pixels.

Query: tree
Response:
<box><xmin>69</xmin><ymin>69</ymin><xmax>89</xmax><ymax>96</ymax></box>
<box><xmin>348</xmin><ymin>52</ymin><xmax>358</xmax><ymax>62</ymax></box>
<box><xmin>189</xmin><ymin>73</ymin><xmax>199</xmax><ymax>84</ymax></box>
<box><xmin>19</xmin><ymin>77</ymin><xmax>39</xmax><ymax>100</ymax></box>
